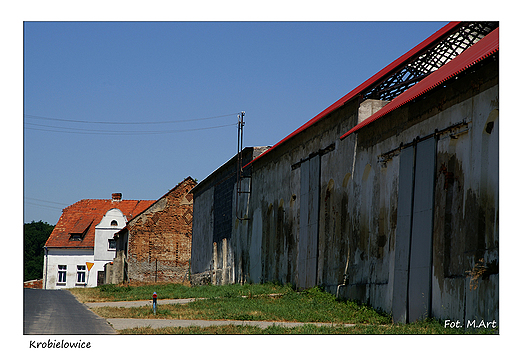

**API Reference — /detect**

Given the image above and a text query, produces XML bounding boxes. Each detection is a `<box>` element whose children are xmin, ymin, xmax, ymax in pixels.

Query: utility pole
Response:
<box><xmin>236</xmin><ymin>111</ymin><xmax>250</xmax><ymax>220</ymax></box>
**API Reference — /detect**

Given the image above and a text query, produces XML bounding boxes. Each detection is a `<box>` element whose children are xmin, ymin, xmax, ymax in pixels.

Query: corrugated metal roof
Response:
<box><xmin>339</xmin><ymin>27</ymin><xmax>498</xmax><ymax>140</ymax></box>
<box><xmin>248</xmin><ymin>21</ymin><xmax>462</xmax><ymax>166</ymax></box>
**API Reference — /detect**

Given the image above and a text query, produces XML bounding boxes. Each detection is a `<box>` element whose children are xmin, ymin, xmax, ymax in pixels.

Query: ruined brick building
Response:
<box><xmin>110</xmin><ymin>177</ymin><xmax>197</xmax><ymax>284</ymax></box>
<box><xmin>191</xmin><ymin>22</ymin><xmax>499</xmax><ymax>324</ymax></box>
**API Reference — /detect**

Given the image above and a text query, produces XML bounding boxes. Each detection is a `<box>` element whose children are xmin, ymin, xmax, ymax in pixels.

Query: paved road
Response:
<box><xmin>24</xmin><ymin>289</ymin><xmax>115</xmax><ymax>335</ymax></box>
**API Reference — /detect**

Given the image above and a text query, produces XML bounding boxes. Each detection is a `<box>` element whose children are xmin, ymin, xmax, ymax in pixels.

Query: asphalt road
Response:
<box><xmin>24</xmin><ymin>289</ymin><xmax>115</xmax><ymax>335</ymax></box>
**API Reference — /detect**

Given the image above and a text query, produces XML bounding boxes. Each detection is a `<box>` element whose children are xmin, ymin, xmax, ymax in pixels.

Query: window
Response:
<box><xmin>77</xmin><ymin>265</ymin><xmax>86</xmax><ymax>284</ymax></box>
<box><xmin>70</xmin><ymin>233</ymin><xmax>82</xmax><ymax>241</ymax></box>
<box><xmin>57</xmin><ymin>265</ymin><xmax>67</xmax><ymax>283</ymax></box>
<box><xmin>111</xmin><ymin>220</ymin><xmax>118</xmax><ymax>226</ymax></box>
<box><xmin>108</xmin><ymin>239</ymin><xmax>116</xmax><ymax>250</ymax></box>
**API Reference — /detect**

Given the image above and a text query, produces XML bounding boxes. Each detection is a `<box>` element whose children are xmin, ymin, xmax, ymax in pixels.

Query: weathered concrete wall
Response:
<box><xmin>190</xmin><ymin>52</ymin><xmax>498</xmax><ymax>324</ymax></box>
<box><xmin>241</xmin><ymin>99</ymin><xmax>359</xmax><ymax>290</ymax></box>
<box><xmin>190</xmin><ymin>147</ymin><xmax>269</xmax><ymax>286</ymax></box>
<box><xmin>190</xmin><ymin>186</ymin><xmax>214</xmax><ymax>285</ymax></box>
<box><xmin>118</xmin><ymin>178</ymin><xmax>196</xmax><ymax>283</ymax></box>
<box><xmin>228</xmin><ymin>55</ymin><xmax>499</xmax><ymax>323</ymax></box>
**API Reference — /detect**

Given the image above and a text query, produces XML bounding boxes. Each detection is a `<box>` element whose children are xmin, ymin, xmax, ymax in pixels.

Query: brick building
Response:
<box><xmin>110</xmin><ymin>177</ymin><xmax>197</xmax><ymax>284</ymax></box>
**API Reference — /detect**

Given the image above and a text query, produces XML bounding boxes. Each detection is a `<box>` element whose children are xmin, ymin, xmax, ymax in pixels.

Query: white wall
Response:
<box><xmin>43</xmin><ymin>248</ymin><xmax>101</xmax><ymax>289</ymax></box>
<box><xmin>43</xmin><ymin>208</ymin><xmax>129</xmax><ymax>289</ymax></box>
<box><xmin>94</xmin><ymin>208</ymin><xmax>127</xmax><ymax>262</ymax></box>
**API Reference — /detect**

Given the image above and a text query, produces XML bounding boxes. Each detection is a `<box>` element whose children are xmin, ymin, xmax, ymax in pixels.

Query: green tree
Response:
<box><xmin>24</xmin><ymin>220</ymin><xmax>54</xmax><ymax>281</ymax></box>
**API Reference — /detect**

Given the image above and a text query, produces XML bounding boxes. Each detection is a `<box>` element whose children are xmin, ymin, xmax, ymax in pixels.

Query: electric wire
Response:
<box><xmin>24</xmin><ymin>112</ymin><xmax>241</xmax><ymax>135</ymax></box>
<box><xmin>25</xmin><ymin>197</ymin><xmax>70</xmax><ymax>206</ymax></box>
<box><xmin>25</xmin><ymin>202</ymin><xmax>65</xmax><ymax>211</ymax></box>
<box><xmin>24</xmin><ymin>122</ymin><xmax>238</xmax><ymax>135</ymax></box>
<box><xmin>24</xmin><ymin>112</ymin><xmax>240</xmax><ymax>125</ymax></box>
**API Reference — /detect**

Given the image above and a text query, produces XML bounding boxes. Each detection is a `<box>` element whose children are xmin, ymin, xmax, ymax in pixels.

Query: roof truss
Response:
<box><xmin>363</xmin><ymin>22</ymin><xmax>498</xmax><ymax>101</ymax></box>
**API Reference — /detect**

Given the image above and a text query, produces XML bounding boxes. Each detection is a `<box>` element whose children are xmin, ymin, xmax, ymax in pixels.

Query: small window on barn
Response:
<box><xmin>111</xmin><ymin>220</ymin><xmax>118</xmax><ymax>226</ymax></box>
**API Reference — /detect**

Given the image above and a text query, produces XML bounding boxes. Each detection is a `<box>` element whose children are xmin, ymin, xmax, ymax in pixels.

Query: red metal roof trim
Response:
<box><xmin>340</xmin><ymin>27</ymin><xmax>499</xmax><ymax>140</ymax></box>
<box><xmin>248</xmin><ymin>22</ymin><xmax>462</xmax><ymax>166</ymax></box>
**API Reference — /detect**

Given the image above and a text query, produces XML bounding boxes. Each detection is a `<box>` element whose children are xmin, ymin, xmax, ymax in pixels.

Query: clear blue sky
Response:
<box><xmin>23</xmin><ymin>21</ymin><xmax>449</xmax><ymax>225</ymax></box>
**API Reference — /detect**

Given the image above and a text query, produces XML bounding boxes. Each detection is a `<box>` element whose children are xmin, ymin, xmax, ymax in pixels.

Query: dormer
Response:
<box><xmin>68</xmin><ymin>217</ymin><xmax>93</xmax><ymax>241</ymax></box>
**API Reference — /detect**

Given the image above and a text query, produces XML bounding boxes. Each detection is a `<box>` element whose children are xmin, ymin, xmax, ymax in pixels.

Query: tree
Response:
<box><xmin>24</xmin><ymin>221</ymin><xmax>54</xmax><ymax>281</ymax></box>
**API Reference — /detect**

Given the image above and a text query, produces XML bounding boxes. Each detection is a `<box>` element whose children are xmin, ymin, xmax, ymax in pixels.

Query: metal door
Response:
<box><xmin>392</xmin><ymin>137</ymin><xmax>436</xmax><ymax>322</ymax></box>
<box><xmin>298</xmin><ymin>154</ymin><xmax>320</xmax><ymax>288</ymax></box>
<box><xmin>392</xmin><ymin>145</ymin><xmax>415</xmax><ymax>323</ymax></box>
<box><xmin>408</xmin><ymin>137</ymin><xmax>436</xmax><ymax>322</ymax></box>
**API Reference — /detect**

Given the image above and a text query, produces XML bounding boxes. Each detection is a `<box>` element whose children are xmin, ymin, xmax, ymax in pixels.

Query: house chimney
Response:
<box><xmin>112</xmin><ymin>193</ymin><xmax>122</xmax><ymax>202</ymax></box>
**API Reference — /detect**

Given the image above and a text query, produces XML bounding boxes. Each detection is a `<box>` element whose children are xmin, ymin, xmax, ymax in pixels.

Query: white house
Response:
<box><xmin>43</xmin><ymin>193</ymin><xmax>154</xmax><ymax>289</ymax></box>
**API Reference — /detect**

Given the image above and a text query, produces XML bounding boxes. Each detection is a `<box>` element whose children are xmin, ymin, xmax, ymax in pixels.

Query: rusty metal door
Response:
<box><xmin>298</xmin><ymin>154</ymin><xmax>320</xmax><ymax>289</ymax></box>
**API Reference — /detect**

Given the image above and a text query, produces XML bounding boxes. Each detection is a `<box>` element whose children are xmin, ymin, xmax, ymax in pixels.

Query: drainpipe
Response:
<box><xmin>44</xmin><ymin>246</ymin><xmax>48</xmax><ymax>290</ymax></box>
<box><xmin>336</xmin><ymin>246</ymin><xmax>350</xmax><ymax>299</ymax></box>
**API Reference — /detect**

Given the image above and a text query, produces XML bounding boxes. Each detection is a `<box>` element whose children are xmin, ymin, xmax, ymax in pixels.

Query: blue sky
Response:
<box><xmin>23</xmin><ymin>21</ymin><xmax>450</xmax><ymax>224</ymax></box>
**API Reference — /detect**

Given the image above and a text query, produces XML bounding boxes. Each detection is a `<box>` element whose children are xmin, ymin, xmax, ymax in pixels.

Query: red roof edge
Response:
<box><xmin>247</xmin><ymin>21</ymin><xmax>462</xmax><ymax>167</ymax></box>
<box><xmin>340</xmin><ymin>26</ymin><xmax>499</xmax><ymax>140</ymax></box>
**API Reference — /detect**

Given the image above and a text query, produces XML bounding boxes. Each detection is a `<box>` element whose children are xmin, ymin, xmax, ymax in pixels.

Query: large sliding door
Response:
<box><xmin>392</xmin><ymin>137</ymin><xmax>436</xmax><ymax>322</ymax></box>
<box><xmin>298</xmin><ymin>155</ymin><xmax>320</xmax><ymax>289</ymax></box>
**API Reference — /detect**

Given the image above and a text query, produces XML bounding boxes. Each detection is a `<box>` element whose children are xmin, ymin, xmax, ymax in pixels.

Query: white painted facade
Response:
<box><xmin>43</xmin><ymin>249</ymin><xmax>99</xmax><ymax>289</ymax></box>
<box><xmin>94</xmin><ymin>208</ymin><xmax>127</xmax><ymax>261</ymax></box>
<box><xmin>43</xmin><ymin>208</ymin><xmax>128</xmax><ymax>289</ymax></box>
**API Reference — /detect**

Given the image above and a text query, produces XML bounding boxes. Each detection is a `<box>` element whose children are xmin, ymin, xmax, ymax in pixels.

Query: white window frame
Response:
<box><xmin>76</xmin><ymin>265</ymin><xmax>86</xmax><ymax>284</ymax></box>
<box><xmin>57</xmin><ymin>265</ymin><xmax>67</xmax><ymax>284</ymax></box>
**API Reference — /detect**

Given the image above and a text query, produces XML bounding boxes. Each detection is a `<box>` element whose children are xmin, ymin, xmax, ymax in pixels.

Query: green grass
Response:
<box><xmin>117</xmin><ymin>320</ymin><xmax>497</xmax><ymax>335</ymax></box>
<box><xmin>91</xmin><ymin>285</ymin><xmax>391</xmax><ymax>325</ymax></box>
<box><xmin>69</xmin><ymin>281</ymin><xmax>292</xmax><ymax>303</ymax></box>
<box><xmin>72</xmin><ymin>283</ymin><xmax>498</xmax><ymax>335</ymax></box>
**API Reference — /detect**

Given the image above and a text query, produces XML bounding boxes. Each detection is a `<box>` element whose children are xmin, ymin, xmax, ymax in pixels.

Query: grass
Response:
<box><xmin>89</xmin><ymin>285</ymin><xmax>390</xmax><ymax>325</ymax></box>
<box><xmin>70</xmin><ymin>283</ymin><xmax>498</xmax><ymax>335</ymax></box>
<box><xmin>92</xmin><ymin>288</ymin><xmax>391</xmax><ymax>324</ymax></box>
<box><xmin>117</xmin><ymin>320</ymin><xmax>497</xmax><ymax>335</ymax></box>
<box><xmin>69</xmin><ymin>281</ymin><xmax>292</xmax><ymax>303</ymax></box>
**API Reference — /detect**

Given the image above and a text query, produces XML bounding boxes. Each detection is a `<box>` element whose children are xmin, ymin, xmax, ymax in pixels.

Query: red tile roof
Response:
<box><xmin>45</xmin><ymin>198</ymin><xmax>155</xmax><ymax>249</ymax></box>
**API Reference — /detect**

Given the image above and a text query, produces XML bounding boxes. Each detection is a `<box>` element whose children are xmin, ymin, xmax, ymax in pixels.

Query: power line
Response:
<box><xmin>24</xmin><ymin>112</ymin><xmax>240</xmax><ymax>125</ymax></box>
<box><xmin>25</xmin><ymin>202</ymin><xmax>64</xmax><ymax>211</ymax></box>
<box><xmin>25</xmin><ymin>197</ymin><xmax>69</xmax><ymax>206</ymax></box>
<box><xmin>24</xmin><ymin>122</ymin><xmax>238</xmax><ymax>135</ymax></box>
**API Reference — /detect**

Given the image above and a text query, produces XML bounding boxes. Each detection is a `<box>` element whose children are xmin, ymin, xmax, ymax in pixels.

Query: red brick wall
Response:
<box><xmin>24</xmin><ymin>279</ymin><xmax>43</xmax><ymax>289</ymax></box>
<box><xmin>127</xmin><ymin>178</ymin><xmax>196</xmax><ymax>283</ymax></box>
